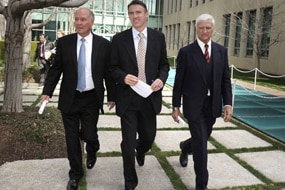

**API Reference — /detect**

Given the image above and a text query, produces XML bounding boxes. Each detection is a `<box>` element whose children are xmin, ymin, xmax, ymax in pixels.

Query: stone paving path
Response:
<box><xmin>0</xmin><ymin>82</ymin><xmax>285</xmax><ymax>190</ymax></box>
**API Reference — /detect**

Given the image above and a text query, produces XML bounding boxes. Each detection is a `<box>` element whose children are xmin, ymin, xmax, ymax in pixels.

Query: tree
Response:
<box><xmin>23</xmin><ymin>8</ymin><xmax>57</xmax><ymax>68</ymax></box>
<box><xmin>0</xmin><ymin>0</ymin><xmax>88</xmax><ymax>113</ymax></box>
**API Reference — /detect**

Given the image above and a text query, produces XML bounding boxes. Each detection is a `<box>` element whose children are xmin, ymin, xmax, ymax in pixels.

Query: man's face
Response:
<box><xmin>196</xmin><ymin>19</ymin><xmax>214</xmax><ymax>44</ymax></box>
<box><xmin>128</xmin><ymin>4</ymin><xmax>149</xmax><ymax>32</ymax></box>
<box><xmin>39</xmin><ymin>35</ymin><xmax>45</xmax><ymax>43</ymax></box>
<box><xmin>75</xmin><ymin>9</ymin><xmax>94</xmax><ymax>37</ymax></box>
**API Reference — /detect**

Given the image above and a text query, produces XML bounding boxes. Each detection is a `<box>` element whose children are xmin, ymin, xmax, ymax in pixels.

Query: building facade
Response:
<box><xmin>163</xmin><ymin>0</ymin><xmax>285</xmax><ymax>75</ymax></box>
<box><xmin>32</xmin><ymin>0</ymin><xmax>164</xmax><ymax>41</ymax></box>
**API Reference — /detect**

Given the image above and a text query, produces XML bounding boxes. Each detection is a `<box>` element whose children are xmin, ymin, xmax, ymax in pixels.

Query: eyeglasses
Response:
<box><xmin>197</xmin><ymin>26</ymin><xmax>213</xmax><ymax>31</ymax></box>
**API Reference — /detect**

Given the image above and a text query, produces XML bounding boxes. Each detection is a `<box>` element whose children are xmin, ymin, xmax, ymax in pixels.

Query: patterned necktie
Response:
<box><xmin>137</xmin><ymin>33</ymin><xmax>146</xmax><ymax>82</ymax></box>
<box><xmin>77</xmin><ymin>38</ymin><xmax>86</xmax><ymax>92</ymax></box>
<box><xmin>41</xmin><ymin>43</ymin><xmax>45</xmax><ymax>58</ymax></box>
<box><xmin>204</xmin><ymin>44</ymin><xmax>210</xmax><ymax>63</ymax></box>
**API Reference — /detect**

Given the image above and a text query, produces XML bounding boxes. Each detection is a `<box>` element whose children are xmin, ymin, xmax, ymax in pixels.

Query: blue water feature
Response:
<box><xmin>166</xmin><ymin>68</ymin><xmax>285</xmax><ymax>143</ymax></box>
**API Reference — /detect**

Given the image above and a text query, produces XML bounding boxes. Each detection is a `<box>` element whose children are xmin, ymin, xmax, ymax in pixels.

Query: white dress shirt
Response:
<box><xmin>197</xmin><ymin>38</ymin><xmax>211</xmax><ymax>57</ymax></box>
<box><xmin>77</xmin><ymin>33</ymin><xmax>94</xmax><ymax>91</ymax></box>
<box><xmin>132</xmin><ymin>27</ymin><xmax>147</xmax><ymax>55</ymax></box>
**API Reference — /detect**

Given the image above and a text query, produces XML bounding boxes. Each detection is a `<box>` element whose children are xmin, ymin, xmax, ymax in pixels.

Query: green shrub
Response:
<box><xmin>0</xmin><ymin>40</ymin><xmax>4</xmax><ymax>61</ymax></box>
<box><xmin>168</xmin><ymin>56</ymin><xmax>177</xmax><ymax>68</ymax></box>
<box><xmin>23</xmin><ymin>65</ymin><xmax>40</xmax><ymax>83</ymax></box>
<box><xmin>0</xmin><ymin>40</ymin><xmax>41</xmax><ymax>82</ymax></box>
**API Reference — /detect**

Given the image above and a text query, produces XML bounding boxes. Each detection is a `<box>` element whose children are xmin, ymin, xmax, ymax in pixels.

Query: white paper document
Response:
<box><xmin>38</xmin><ymin>100</ymin><xmax>47</xmax><ymax>114</ymax></box>
<box><xmin>131</xmin><ymin>80</ymin><xmax>153</xmax><ymax>98</ymax></box>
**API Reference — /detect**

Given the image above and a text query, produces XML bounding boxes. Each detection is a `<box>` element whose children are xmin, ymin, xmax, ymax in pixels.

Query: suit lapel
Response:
<box><xmin>192</xmin><ymin>41</ymin><xmax>207</xmax><ymax>85</ymax></box>
<box><xmin>211</xmin><ymin>42</ymin><xmax>220</xmax><ymax>83</ymax></box>
<box><xmin>145</xmin><ymin>28</ymin><xmax>157</xmax><ymax>65</ymax></box>
<box><xmin>71</xmin><ymin>34</ymin><xmax>78</xmax><ymax>71</ymax></box>
<box><xmin>122</xmin><ymin>28</ymin><xmax>137</xmax><ymax>65</ymax></box>
<box><xmin>91</xmin><ymin>33</ymin><xmax>99</xmax><ymax>71</ymax></box>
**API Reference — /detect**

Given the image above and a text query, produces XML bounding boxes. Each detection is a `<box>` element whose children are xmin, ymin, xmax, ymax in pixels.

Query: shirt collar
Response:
<box><xmin>77</xmin><ymin>32</ymin><xmax>92</xmax><ymax>43</ymax></box>
<box><xmin>132</xmin><ymin>27</ymin><xmax>147</xmax><ymax>39</ymax></box>
<box><xmin>197</xmin><ymin>38</ymin><xmax>211</xmax><ymax>49</ymax></box>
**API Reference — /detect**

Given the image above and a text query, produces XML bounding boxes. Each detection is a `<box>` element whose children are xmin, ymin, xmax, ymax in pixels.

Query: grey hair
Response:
<box><xmin>195</xmin><ymin>14</ymin><xmax>215</xmax><ymax>27</ymax></box>
<box><xmin>76</xmin><ymin>7</ymin><xmax>95</xmax><ymax>21</ymax></box>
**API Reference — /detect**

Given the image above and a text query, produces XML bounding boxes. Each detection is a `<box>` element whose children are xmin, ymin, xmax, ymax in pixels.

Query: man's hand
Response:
<box><xmin>124</xmin><ymin>74</ymin><xmax>139</xmax><ymax>86</ymax></box>
<box><xmin>107</xmin><ymin>101</ymin><xmax>116</xmax><ymax>110</ymax></box>
<box><xmin>150</xmin><ymin>79</ymin><xmax>163</xmax><ymax>92</ymax></box>
<box><xmin>223</xmin><ymin>105</ymin><xmax>232</xmax><ymax>122</ymax></box>
<box><xmin>40</xmin><ymin>95</ymin><xmax>50</xmax><ymax>104</ymax></box>
<box><xmin>172</xmin><ymin>108</ymin><xmax>181</xmax><ymax>123</ymax></box>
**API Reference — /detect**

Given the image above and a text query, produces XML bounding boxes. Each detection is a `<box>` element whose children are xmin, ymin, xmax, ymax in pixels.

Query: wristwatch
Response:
<box><xmin>172</xmin><ymin>107</ymin><xmax>180</xmax><ymax>111</ymax></box>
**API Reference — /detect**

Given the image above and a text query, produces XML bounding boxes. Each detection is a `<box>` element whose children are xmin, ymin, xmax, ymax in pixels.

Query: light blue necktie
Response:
<box><xmin>77</xmin><ymin>38</ymin><xmax>86</xmax><ymax>92</ymax></box>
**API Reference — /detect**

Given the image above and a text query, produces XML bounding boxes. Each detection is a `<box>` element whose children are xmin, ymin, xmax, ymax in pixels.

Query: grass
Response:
<box><xmin>231</xmin><ymin>69</ymin><xmax>285</xmax><ymax>92</ymax></box>
<box><xmin>1</xmin><ymin>63</ymin><xmax>285</xmax><ymax>189</ymax></box>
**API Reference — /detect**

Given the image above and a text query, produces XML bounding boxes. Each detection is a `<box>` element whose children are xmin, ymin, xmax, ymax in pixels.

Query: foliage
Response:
<box><xmin>22</xmin><ymin>64</ymin><xmax>41</xmax><ymax>82</ymax></box>
<box><xmin>233</xmin><ymin>69</ymin><xmax>285</xmax><ymax>92</ymax></box>
<box><xmin>0</xmin><ymin>64</ymin><xmax>40</xmax><ymax>83</ymax></box>
<box><xmin>0</xmin><ymin>40</ymin><xmax>4</xmax><ymax>61</ymax></box>
<box><xmin>168</xmin><ymin>56</ymin><xmax>176</xmax><ymax>68</ymax></box>
<box><xmin>0</xmin><ymin>106</ymin><xmax>64</xmax><ymax>144</ymax></box>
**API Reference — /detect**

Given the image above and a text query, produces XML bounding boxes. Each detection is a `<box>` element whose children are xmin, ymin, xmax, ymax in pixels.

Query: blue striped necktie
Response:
<box><xmin>77</xmin><ymin>38</ymin><xmax>86</xmax><ymax>92</ymax></box>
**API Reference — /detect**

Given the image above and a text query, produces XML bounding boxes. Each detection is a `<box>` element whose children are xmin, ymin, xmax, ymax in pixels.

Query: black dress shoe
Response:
<box><xmin>179</xmin><ymin>141</ymin><xmax>188</xmax><ymax>167</ymax></box>
<box><xmin>67</xmin><ymin>179</ymin><xmax>78</xmax><ymax>190</ymax></box>
<box><xmin>86</xmin><ymin>154</ymin><xmax>97</xmax><ymax>169</ymax></box>
<box><xmin>136</xmin><ymin>152</ymin><xmax>145</xmax><ymax>166</ymax></box>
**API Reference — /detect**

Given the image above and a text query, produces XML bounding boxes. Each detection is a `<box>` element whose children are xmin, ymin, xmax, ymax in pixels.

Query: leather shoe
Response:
<box><xmin>136</xmin><ymin>152</ymin><xmax>145</xmax><ymax>166</ymax></box>
<box><xmin>86</xmin><ymin>154</ymin><xmax>97</xmax><ymax>169</ymax></box>
<box><xmin>67</xmin><ymin>179</ymin><xmax>78</xmax><ymax>190</ymax></box>
<box><xmin>179</xmin><ymin>141</ymin><xmax>188</xmax><ymax>167</ymax></box>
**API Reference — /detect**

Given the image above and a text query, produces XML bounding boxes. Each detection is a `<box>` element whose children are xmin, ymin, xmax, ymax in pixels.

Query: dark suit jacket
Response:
<box><xmin>42</xmin><ymin>33</ymin><xmax>115</xmax><ymax>113</ymax></box>
<box><xmin>172</xmin><ymin>40</ymin><xmax>232</xmax><ymax>121</ymax></box>
<box><xmin>110</xmin><ymin>28</ymin><xmax>169</xmax><ymax>116</ymax></box>
<box><xmin>34</xmin><ymin>40</ymin><xmax>54</xmax><ymax>61</ymax></box>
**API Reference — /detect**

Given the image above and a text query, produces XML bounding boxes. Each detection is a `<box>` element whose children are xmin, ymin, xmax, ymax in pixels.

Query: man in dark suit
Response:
<box><xmin>110</xmin><ymin>1</ymin><xmax>169</xmax><ymax>189</ymax></box>
<box><xmin>40</xmin><ymin>8</ymin><xmax>115</xmax><ymax>190</ymax></box>
<box><xmin>172</xmin><ymin>14</ymin><xmax>233</xmax><ymax>190</ymax></box>
<box><xmin>34</xmin><ymin>33</ymin><xmax>54</xmax><ymax>85</ymax></box>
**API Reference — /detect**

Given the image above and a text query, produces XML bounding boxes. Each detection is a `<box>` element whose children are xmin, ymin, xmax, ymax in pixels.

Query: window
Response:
<box><xmin>173</xmin><ymin>24</ymin><xmax>176</xmax><ymax>50</ymax></box>
<box><xmin>193</xmin><ymin>20</ymin><xmax>196</xmax><ymax>41</ymax></box>
<box><xmin>165</xmin><ymin>26</ymin><xmax>168</xmax><ymax>48</ymax></box>
<box><xmin>260</xmin><ymin>7</ymin><xmax>272</xmax><ymax>57</ymax></box>
<box><xmin>169</xmin><ymin>25</ymin><xmax>172</xmax><ymax>49</ymax></box>
<box><xmin>177</xmin><ymin>23</ymin><xmax>180</xmax><ymax>49</ymax></box>
<box><xmin>246</xmin><ymin>10</ymin><xmax>256</xmax><ymax>56</ymax></box>
<box><xmin>223</xmin><ymin>14</ymin><xmax>231</xmax><ymax>48</ymax></box>
<box><xmin>234</xmin><ymin>12</ymin><xmax>242</xmax><ymax>56</ymax></box>
<box><xmin>190</xmin><ymin>0</ymin><xmax>192</xmax><ymax>8</ymax></box>
<box><xmin>187</xmin><ymin>21</ymin><xmax>191</xmax><ymax>44</ymax></box>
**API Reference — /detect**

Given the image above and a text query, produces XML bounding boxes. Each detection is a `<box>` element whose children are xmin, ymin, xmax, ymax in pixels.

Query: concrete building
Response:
<box><xmin>163</xmin><ymin>0</ymin><xmax>285</xmax><ymax>75</ymax></box>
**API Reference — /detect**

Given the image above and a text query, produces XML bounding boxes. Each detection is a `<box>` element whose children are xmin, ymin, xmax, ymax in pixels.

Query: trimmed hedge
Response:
<box><xmin>0</xmin><ymin>40</ymin><xmax>39</xmax><ymax>67</ymax></box>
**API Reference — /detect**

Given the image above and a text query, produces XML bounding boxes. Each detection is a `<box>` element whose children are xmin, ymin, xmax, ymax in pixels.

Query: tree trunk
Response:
<box><xmin>23</xmin><ymin>12</ymin><xmax>32</xmax><ymax>68</ymax></box>
<box><xmin>0</xmin><ymin>0</ymin><xmax>88</xmax><ymax>113</ymax></box>
<box><xmin>2</xmin><ymin>14</ymin><xmax>24</xmax><ymax>112</ymax></box>
<box><xmin>0</xmin><ymin>15</ymin><xmax>5</xmax><ymax>40</ymax></box>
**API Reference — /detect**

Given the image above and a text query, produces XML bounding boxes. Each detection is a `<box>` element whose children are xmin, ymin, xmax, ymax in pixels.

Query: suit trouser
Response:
<box><xmin>183</xmin><ymin>97</ymin><xmax>216</xmax><ymax>190</ymax></box>
<box><xmin>120</xmin><ymin>94</ymin><xmax>156</xmax><ymax>189</ymax></box>
<box><xmin>61</xmin><ymin>90</ymin><xmax>100</xmax><ymax>182</ymax></box>
<box><xmin>38</xmin><ymin>58</ymin><xmax>50</xmax><ymax>83</ymax></box>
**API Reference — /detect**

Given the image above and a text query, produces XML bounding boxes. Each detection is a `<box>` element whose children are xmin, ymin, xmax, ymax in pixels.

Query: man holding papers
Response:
<box><xmin>110</xmin><ymin>1</ymin><xmax>169</xmax><ymax>189</ymax></box>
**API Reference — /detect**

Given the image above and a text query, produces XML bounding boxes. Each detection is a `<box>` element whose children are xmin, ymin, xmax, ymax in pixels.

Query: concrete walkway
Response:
<box><xmin>0</xmin><ymin>82</ymin><xmax>285</xmax><ymax>190</ymax></box>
